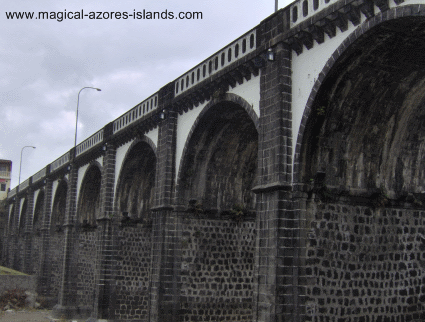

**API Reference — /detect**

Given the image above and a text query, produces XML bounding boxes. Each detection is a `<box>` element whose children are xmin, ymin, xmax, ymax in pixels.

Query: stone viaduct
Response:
<box><xmin>3</xmin><ymin>0</ymin><xmax>425</xmax><ymax>320</ymax></box>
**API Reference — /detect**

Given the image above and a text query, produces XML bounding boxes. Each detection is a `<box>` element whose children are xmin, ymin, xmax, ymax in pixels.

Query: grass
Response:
<box><xmin>0</xmin><ymin>266</ymin><xmax>27</xmax><ymax>275</ymax></box>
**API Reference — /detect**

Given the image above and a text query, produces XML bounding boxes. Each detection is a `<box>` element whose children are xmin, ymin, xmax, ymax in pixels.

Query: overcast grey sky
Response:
<box><xmin>1</xmin><ymin>0</ymin><xmax>292</xmax><ymax>188</ymax></box>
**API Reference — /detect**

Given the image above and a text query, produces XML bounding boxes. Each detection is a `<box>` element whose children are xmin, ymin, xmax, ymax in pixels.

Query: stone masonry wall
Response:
<box><xmin>305</xmin><ymin>202</ymin><xmax>425</xmax><ymax>322</ymax></box>
<box><xmin>179</xmin><ymin>217</ymin><xmax>256</xmax><ymax>322</ymax></box>
<box><xmin>76</xmin><ymin>231</ymin><xmax>97</xmax><ymax>308</ymax></box>
<box><xmin>114</xmin><ymin>226</ymin><xmax>152</xmax><ymax>321</ymax></box>
<box><xmin>49</xmin><ymin>232</ymin><xmax>65</xmax><ymax>300</ymax></box>
<box><xmin>30</xmin><ymin>234</ymin><xmax>42</xmax><ymax>275</ymax></box>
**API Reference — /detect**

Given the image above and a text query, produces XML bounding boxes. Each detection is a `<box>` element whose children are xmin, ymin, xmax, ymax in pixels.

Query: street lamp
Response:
<box><xmin>74</xmin><ymin>87</ymin><xmax>102</xmax><ymax>149</ymax></box>
<box><xmin>18</xmin><ymin>146</ymin><xmax>36</xmax><ymax>191</ymax></box>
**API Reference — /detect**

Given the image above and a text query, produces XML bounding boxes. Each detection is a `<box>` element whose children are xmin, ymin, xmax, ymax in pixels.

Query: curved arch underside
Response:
<box><xmin>52</xmin><ymin>181</ymin><xmax>67</xmax><ymax>232</ymax></box>
<box><xmin>301</xmin><ymin>17</ymin><xmax>425</xmax><ymax>196</ymax></box>
<box><xmin>116</xmin><ymin>141</ymin><xmax>156</xmax><ymax>220</ymax></box>
<box><xmin>19</xmin><ymin>199</ymin><xmax>28</xmax><ymax>233</ymax></box>
<box><xmin>33</xmin><ymin>191</ymin><xmax>44</xmax><ymax>231</ymax></box>
<box><xmin>179</xmin><ymin>101</ymin><xmax>258</xmax><ymax>211</ymax></box>
<box><xmin>78</xmin><ymin>166</ymin><xmax>102</xmax><ymax>225</ymax></box>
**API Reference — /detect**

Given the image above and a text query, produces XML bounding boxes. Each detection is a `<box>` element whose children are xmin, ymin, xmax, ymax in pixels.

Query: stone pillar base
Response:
<box><xmin>52</xmin><ymin>304</ymin><xmax>91</xmax><ymax>320</ymax></box>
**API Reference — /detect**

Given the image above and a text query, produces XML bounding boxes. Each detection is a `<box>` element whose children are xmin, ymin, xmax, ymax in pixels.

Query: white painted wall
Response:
<box><xmin>76</xmin><ymin>164</ymin><xmax>89</xmax><ymax>205</ymax></box>
<box><xmin>51</xmin><ymin>179</ymin><xmax>59</xmax><ymax>209</ymax></box>
<box><xmin>175</xmin><ymin>100</ymin><xmax>209</xmax><ymax>182</ymax></box>
<box><xmin>8</xmin><ymin>203</ymin><xmax>14</xmax><ymax>225</ymax></box>
<box><xmin>76</xmin><ymin>156</ymin><xmax>103</xmax><ymax>205</ymax></box>
<box><xmin>228</xmin><ymin>75</ymin><xmax>261</xmax><ymax>118</ymax></box>
<box><xmin>114</xmin><ymin>140</ymin><xmax>134</xmax><ymax>197</ymax></box>
<box><xmin>18</xmin><ymin>197</ymin><xmax>25</xmax><ymax>226</ymax></box>
<box><xmin>145</xmin><ymin>127</ymin><xmax>159</xmax><ymax>148</ymax></box>
<box><xmin>32</xmin><ymin>189</ymin><xmax>40</xmax><ymax>213</ymax></box>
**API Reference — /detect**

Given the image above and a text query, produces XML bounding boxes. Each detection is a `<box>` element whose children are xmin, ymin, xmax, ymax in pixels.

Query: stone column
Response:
<box><xmin>23</xmin><ymin>188</ymin><xmax>34</xmax><ymax>274</ymax></box>
<box><xmin>53</xmin><ymin>161</ymin><xmax>81</xmax><ymax>319</ymax></box>
<box><xmin>7</xmin><ymin>198</ymin><xmax>19</xmax><ymax>268</ymax></box>
<box><xmin>37</xmin><ymin>177</ymin><xmax>54</xmax><ymax>298</ymax></box>
<box><xmin>149</xmin><ymin>83</ymin><xmax>180</xmax><ymax>322</ymax></box>
<box><xmin>253</xmin><ymin>38</ymin><xmax>302</xmax><ymax>322</ymax></box>
<box><xmin>11</xmin><ymin>197</ymin><xmax>20</xmax><ymax>270</ymax></box>
<box><xmin>93</xmin><ymin>130</ymin><xmax>117</xmax><ymax>320</ymax></box>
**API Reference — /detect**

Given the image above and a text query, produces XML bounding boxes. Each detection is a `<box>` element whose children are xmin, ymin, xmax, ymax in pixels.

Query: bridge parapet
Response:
<box><xmin>8</xmin><ymin>187</ymin><xmax>16</xmax><ymax>198</ymax></box>
<box><xmin>289</xmin><ymin>0</ymin><xmax>337</xmax><ymax>28</ymax></box>
<box><xmin>75</xmin><ymin>129</ymin><xmax>104</xmax><ymax>157</ymax></box>
<box><xmin>174</xmin><ymin>29</ymin><xmax>257</xmax><ymax>97</ymax></box>
<box><xmin>113</xmin><ymin>93</ymin><xmax>158</xmax><ymax>134</ymax></box>
<box><xmin>50</xmin><ymin>151</ymin><xmax>70</xmax><ymax>172</ymax></box>
<box><xmin>19</xmin><ymin>178</ymin><xmax>30</xmax><ymax>191</ymax></box>
<box><xmin>32</xmin><ymin>167</ymin><xmax>46</xmax><ymax>184</ymax></box>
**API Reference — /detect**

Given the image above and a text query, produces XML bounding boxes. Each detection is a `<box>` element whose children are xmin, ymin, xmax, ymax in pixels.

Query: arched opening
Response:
<box><xmin>77</xmin><ymin>165</ymin><xmax>102</xmax><ymax>227</ymax></box>
<box><xmin>18</xmin><ymin>199</ymin><xmax>27</xmax><ymax>234</ymax></box>
<box><xmin>8</xmin><ymin>204</ymin><xmax>15</xmax><ymax>232</ymax></box>
<box><xmin>75</xmin><ymin>165</ymin><xmax>102</xmax><ymax>312</ymax></box>
<box><xmin>297</xmin><ymin>15</ymin><xmax>425</xmax><ymax>321</ymax></box>
<box><xmin>177</xmin><ymin>99</ymin><xmax>258</xmax><ymax>321</ymax></box>
<box><xmin>33</xmin><ymin>191</ymin><xmax>44</xmax><ymax>234</ymax></box>
<box><xmin>178</xmin><ymin>101</ymin><xmax>258</xmax><ymax>214</ymax></box>
<box><xmin>113</xmin><ymin>139</ymin><xmax>156</xmax><ymax>321</ymax></box>
<box><xmin>51</xmin><ymin>180</ymin><xmax>67</xmax><ymax>233</ymax></box>
<box><xmin>116</xmin><ymin>141</ymin><xmax>156</xmax><ymax>223</ymax></box>
<box><xmin>300</xmin><ymin>17</ymin><xmax>425</xmax><ymax>196</ymax></box>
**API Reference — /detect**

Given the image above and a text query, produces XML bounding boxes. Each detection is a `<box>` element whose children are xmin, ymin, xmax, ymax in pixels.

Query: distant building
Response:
<box><xmin>0</xmin><ymin>160</ymin><xmax>12</xmax><ymax>201</ymax></box>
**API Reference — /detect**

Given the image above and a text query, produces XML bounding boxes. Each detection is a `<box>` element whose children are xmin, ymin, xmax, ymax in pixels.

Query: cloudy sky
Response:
<box><xmin>1</xmin><ymin>0</ymin><xmax>292</xmax><ymax>188</ymax></box>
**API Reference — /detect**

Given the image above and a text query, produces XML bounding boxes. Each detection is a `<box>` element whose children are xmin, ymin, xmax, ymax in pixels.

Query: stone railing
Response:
<box><xmin>8</xmin><ymin>187</ymin><xmax>17</xmax><ymax>198</ymax></box>
<box><xmin>289</xmin><ymin>0</ymin><xmax>337</xmax><ymax>27</ymax></box>
<box><xmin>19</xmin><ymin>178</ymin><xmax>30</xmax><ymax>191</ymax></box>
<box><xmin>174</xmin><ymin>29</ymin><xmax>257</xmax><ymax>97</ymax></box>
<box><xmin>50</xmin><ymin>151</ymin><xmax>70</xmax><ymax>172</ymax></box>
<box><xmin>32</xmin><ymin>167</ymin><xmax>46</xmax><ymax>184</ymax></box>
<box><xmin>75</xmin><ymin>129</ymin><xmax>104</xmax><ymax>157</ymax></box>
<box><xmin>113</xmin><ymin>93</ymin><xmax>158</xmax><ymax>134</ymax></box>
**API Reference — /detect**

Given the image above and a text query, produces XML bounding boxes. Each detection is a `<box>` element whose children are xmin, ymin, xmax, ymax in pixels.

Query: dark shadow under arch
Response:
<box><xmin>294</xmin><ymin>9</ymin><xmax>425</xmax><ymax>197</ymax></box>
<box><xmin>115</xmin><ymin>139</ymin><xmax>157</xmax><ymax>221</ymax></box>
<box><xmin>77</xmin><ymin>163</ymin><xmax>102</xmax><ymax>226</ymax></box>
<box><xmin>176</xmin><ymin>96</ymin><xmax>258</xmax><ymax>212</ymax></box>
<box><xmin>51</xmin><ymin>179</ymin><xmax>68</xmax><ymax>233</ymax></box>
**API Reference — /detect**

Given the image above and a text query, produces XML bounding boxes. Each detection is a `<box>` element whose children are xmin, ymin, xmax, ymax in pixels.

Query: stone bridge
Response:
<box><xmin>3</xmin><ymin>0</ymin><xmax>425</xmax><ymax>320</ymax></box>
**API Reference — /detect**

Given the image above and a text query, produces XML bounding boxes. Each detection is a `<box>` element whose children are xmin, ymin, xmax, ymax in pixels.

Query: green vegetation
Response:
<box><xmin>0</xmin><ymin>266</ymin><xmax>27</xmax><ymax>276</ymax></box>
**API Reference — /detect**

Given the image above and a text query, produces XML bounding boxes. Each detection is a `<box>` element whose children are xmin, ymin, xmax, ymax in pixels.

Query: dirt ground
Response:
<box><xmin>0</xmin><ymin>309</ymin><xmax>54</xmax><ymax>321</ymax></box>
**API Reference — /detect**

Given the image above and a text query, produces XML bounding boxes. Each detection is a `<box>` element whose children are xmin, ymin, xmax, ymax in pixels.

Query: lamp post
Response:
<box><xmin>74</xmin><ymin>87</ymin><xmax>101</xmax><ymax>150</ymax></box>
<box><xmin>18</xmin><ymin>146</ymin><xmax>36</xmax><ymax>192</ymax></box>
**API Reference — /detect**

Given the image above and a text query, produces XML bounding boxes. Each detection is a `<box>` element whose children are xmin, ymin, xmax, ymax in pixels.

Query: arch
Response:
<box><xmin>51</xmin><ymin>179</ymin><xmax>68</xmax><ymax>233</ymax></box>
<box><xmin>294</xmin><ymin>6</ymin><xmax>425</xmax><ymax>195</ymax></box>
<box><xmin>77</xmin><ymin>162</ymin><xmax>102</xmax><ymax>226</ymax></box>
<box><xmin>33</xmin><ymin>189</ymin><xmax>45</xmax><ymax>232</ymax></box>
<box><xmin>18</xmin><ymin>198</ymin><xmax>28</xmax><ymax>234</ymax></box>
<box><xmin>115</xmin><ymin>137</ymin><xmax>157</xmax><ymax>222</ymax></box>
<box><xmin>176</xmin><ymin>93</ymin><xmax>259</xmax><ymax>212</ymax></box>
<box><xmin>8</xmin><ymin>203</ymin><xmax>15</xmax><ymax>232</ymax></box>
